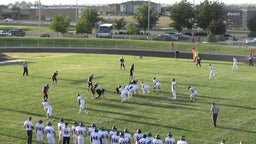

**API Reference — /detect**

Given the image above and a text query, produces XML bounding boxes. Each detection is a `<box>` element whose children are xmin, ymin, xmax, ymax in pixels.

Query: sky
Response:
<box><xmin>0</xmin><ymin>0</ymin><xmax>254</xmax><ymax>5</ymax></box>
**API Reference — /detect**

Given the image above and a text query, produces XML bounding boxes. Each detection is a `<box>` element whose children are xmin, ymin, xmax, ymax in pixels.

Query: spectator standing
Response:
<box><xmin>22</xmin><ymin>61</ymin><xmax>29</xmax><ymax>76</ymax></box>
<box><xmin>23</xmin><ymin>116</ymin><xmax>34</xmax><ymax>144</ymax></box>
<box><xmin>210</xmin><ymin>102</ymin><xmax>219</xmax><ymax>127</ymax></box>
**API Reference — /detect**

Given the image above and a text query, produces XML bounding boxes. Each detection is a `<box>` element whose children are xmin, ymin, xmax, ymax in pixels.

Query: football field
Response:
<box><xmin>0</xmin><ymin>53</ymin><xmax>255</xmax><ymax>144</ymax></box>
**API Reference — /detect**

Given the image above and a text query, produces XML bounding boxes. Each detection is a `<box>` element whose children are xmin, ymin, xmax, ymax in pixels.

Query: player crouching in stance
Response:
<box><xmin>152</xmin><ymin>77</ymin><xmax>161</xmax><ymax>92</ymax></box>
<box><xmin>129</xmin><ymin>79</ymin><xmax>139</xmax><ymax>95</ymax></box>
<box><xmin>95</xmin><ymin>88</ymin><xmax>106</xmax><ymax>98</ymax></box>
<box><xmin>77</xmin><ymin>94</ymin><xmax>89</xmax><ymax>114</ymax></box>
<box><xmin>141</xmin><ymin>82</ymin><xmax>150</xmax><ymax>94</ymax></box>
<box><xmin>42</xmin><ymin>100</ymin><xmax>54</xmax><ymax>120</ymax></box>
<box><xmin>119</xmin><ymin>86</ymin><xmax>129</xmax><ymax>102</ymax></box>
<box><xmin>188</xmin><ymin>86</ymin><xmax>198</xmax><ymax>102</ymax></box>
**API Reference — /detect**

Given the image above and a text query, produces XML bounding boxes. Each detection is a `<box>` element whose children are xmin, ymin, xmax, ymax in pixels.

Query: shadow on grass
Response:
<box><xmin>88</xmin><ymin>106</ymin><xmax>157</xmax><ymax>120</ymax></box>
<box><xmin>221</xmin><ymin>103</ymin><xmax>256</xmax><ymax>110</ymax></box>
<box><xmin>218</xmin><ymin>125</ymin><xmax>255</xmax><ymax>133</ymax></box>
<box><xmin>0</xmin><ymin>107</ymin><xmax>45</xmax><ymax>117</ymax></box>
<box><xmin>0</xmin><ymin>132</ymin><xmax>26</xmax><ymax>141</ymax></box>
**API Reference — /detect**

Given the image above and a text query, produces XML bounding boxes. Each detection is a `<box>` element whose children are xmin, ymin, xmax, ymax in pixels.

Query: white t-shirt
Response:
<box><xmin>119</xmin><ymin>137</ymin><xmax>129</xmax><ymax>144</ymax></box>
<box><xmin>24</xmin><ymin>120</ymin><xmax>33</xmax><ymax>131</ymax></box>
<box><xmin>76</xmin><ymin>126</ymin><xmax>86</xmax><ymax>138</ymax></box>
<box><xmin>57</xmin><ymin>122</ymin><xmax>65</xmax><ymax>134</ymax></box>
<box><xmin>133</xmin><ymin>133</ymin><xmax>143</xmax><ymax>144</ymax></box>
<box><xmin>111</xmin><ymin>134</ymin><xmax>120</xmax><ymax>144</ymax></box>
<box><xmin>99</xmin><ymin>130</ymin><xmax>108</xmax><ymax>144</ymax></box>
<box><xmin>63</xmin><ymin>127</ymin><xmax>71</xmax><ymax>137</ymax></box>
<box><xmin>139</xmin><ymin>138</ymin><xmax>149</xmax><ymax>144</ymax></box>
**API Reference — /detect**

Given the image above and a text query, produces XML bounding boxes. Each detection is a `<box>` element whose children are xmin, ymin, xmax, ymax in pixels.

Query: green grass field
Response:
<box><xmin>0</xmin><ymin>53</ymin><xmax>255</xmax><ymax>144</ymax></box>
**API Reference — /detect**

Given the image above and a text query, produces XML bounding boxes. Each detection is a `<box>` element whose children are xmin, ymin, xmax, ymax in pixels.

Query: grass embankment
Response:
<box><xmin>0</xmin><ymin>53</ymin><xmax>255</xmax><ymax>144</ymax></box>
<box><xmin>0</xmin><ymin>37</ymin><xmax>251</xmax><ymax>55</ymax></box>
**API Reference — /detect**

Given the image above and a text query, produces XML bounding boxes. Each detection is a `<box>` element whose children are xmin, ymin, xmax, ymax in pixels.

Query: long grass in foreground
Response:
<box><xmin>0</xmin><ymin>53</ymin><xmax>255</xmax><ymax>144</ymax></box>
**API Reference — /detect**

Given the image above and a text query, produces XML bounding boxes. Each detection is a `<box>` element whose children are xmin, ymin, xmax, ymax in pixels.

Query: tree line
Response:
<box><xmin>49</xmin><ymin>0</ymin><xmax>256</xmax><ymax>40</ymax></box>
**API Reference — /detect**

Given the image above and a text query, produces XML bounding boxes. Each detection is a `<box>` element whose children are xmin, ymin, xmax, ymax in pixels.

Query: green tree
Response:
<box><xmin>50</xmin><ymin>14</ymin><xmax>71</xmax><ymax>35</ymax></box>
<box><xmin>247</xmin><ymin>15</ymin><xmax>256</xmax><ymax>37</ymax></box>
<box><xmin>247</xmin><ymin>15</ymin><xmax>256</xmax><ymax>31</ymax></box>
<box><xmin>196</xmin><ymin>0</ymin><xmax>226</xmax><ymax>31</ymax></box>
<box><xmin>134</xmin><ymin>3</ymin><xmax>159</xmax><ymax>34</ymax></box>
<box><xmin>170</xmin><ymin>0</ymin><xmax>194</xmax><ymax>32</ymax></box>
<box><xmin>75</xmin><ymin>8</ymin><xmax>100</xmax><ymax>34</ymax></box>
<box><xmin>127</xmin><ymin>23</ymin><xmax>140</xmax><ymax>35</ymax></box>
<box><xmin>114</xmin><ymin>18</ymin><xmax>126</xmax><ymax>32</ymax></box>
<box><xmin>208</xmin><ymin>19</ymin><xmax>226</xmax><ymax>35</ymax></box>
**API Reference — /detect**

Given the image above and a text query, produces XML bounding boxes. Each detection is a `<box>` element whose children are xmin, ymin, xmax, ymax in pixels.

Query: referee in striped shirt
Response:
<box><xmin>210</xmin><ymin>102</ymin><xmax>219</xmax><ymax>127</ymax></box>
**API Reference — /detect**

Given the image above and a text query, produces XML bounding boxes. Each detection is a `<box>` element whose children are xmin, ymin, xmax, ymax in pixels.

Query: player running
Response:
<box><xmin>77</xmin><ymin>94</ymin><xmax>89</xmax><ymax>114</ymax></box>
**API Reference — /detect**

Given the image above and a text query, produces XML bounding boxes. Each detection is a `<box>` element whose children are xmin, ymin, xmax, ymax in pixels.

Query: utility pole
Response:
<box><xmin>147</xmin><ymin>0</ymin><xmax>150</xmax><ymax>38</ymax></box>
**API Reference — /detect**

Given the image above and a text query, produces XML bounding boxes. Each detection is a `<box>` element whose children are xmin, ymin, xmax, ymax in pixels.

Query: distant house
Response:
<box><xmin>120</xmin><ymin>0</ymin><xmax>161</xmax><ymax>16</ymax></box>
<box><xmin>227</xmin><ymin>9</ymin><xmax>256</xmax><ymax>29</ymax></box>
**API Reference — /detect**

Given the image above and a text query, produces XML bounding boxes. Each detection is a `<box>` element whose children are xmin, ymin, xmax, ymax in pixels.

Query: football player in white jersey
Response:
<box><xmin>232</xmin><ymin>57</ymin><xmax>238</xmax><ymax>70</ymax></box>
<box><xmin>77</xmin><ymin>94</ymin><xmax>89</xmax><ymax>114</ymax></box>
<box><xmin>133</xmin><ymin>129</ymin><xmax>143</xmax><ymax>144</ymax></box>
<box><xmin>119</xmin><ymin>86</ymin><xmax>128</xmax><ymax>102</ymax></box>
<box><xmin>63</xmin><ymin>122</ymin><xmax>71</xmax><ymax>144</ymax></box>
<box><xmin>35</xmin><ymin>119</ymin><xmax>44</xmax><ymax>144</ymax></box>
<box><xmin>57</xmin><ymin>118</ymin><xmax>65</xmax><ymax>144</ymax></box>
<box><xmin>146</xmin><ymin>132</ymin><xmax>154</xmax><ymax>144</ymax></box>
<box><xmin>171</xmin><ymin>78</ymin><xmax>177</xmax><ymax>100</ymax></box>
<box><xmin>88</xmin><ymin>123</ymin><xmax>96</xmax><ymax>136</ymax></box>
<box><xmin>209</xmin><ymin>64</ymin><xmax>217</xmax><ymax>79</ymax></box>
<box><xmin>139</xmin><ymin>134</ymin><xmax>149</xmax><ymax>144</ymax></box>
<box><xmin>124</xmin><ymin>129</ymin><xmax>132</xmax><ymax>144</ymax></box>
<box><xmin>176</xmin><ymin>136</ymin><xmax>187</xmax><ymax>144</ymax></box>
<box><xmin>188</xmin><ymin>86</ymin><xmax>198</xmax><ymax>102</ymax></box>
<box><xmin>141</xmin><ymin>82</ymin><xmax>150</xmax><ymax>94</ymax></box>
<box><xmin>110</xmin><ymin>131</ymin><xmax>120</xmax><ymax>144</ymax></box>
<box><xmin>109</xmin><ymin>126</ymin><xmax>117</xmax><ymax>142</ymax></box>
<box><xmin>76</xmin><ymin>123</ymin><xmax>86</xmax><ymax>144</ymax></box>
<box><xmin>165</xmin><ymin>132</ymin><xmax>175</xmax><ymax>144</ymax></box>
<box><xmin>152</xmin><ymin>77</ymin><xmax>161</xmax><ymax>92</ymax></box>
<box><xmin>119</xmin><ymin>132</ymin><xmax>129</xmax><ymax>144</ymax></box>
<box><xmin>99</xmin><ymin>127</ymin><xmax>108</xmax><ymax>144</ymax></box>
<box><xmin>71</xmin><ymin>121</ymin><xmax>79</xmax><ymax>144</ymax></box>
<box><xmin>90</xmin><ymin>128</ymin><xmax>102</xmax><ymax>144</ymax></box>
<box><xmin>42</xmin><ymin>100</ymin><xmax>54</xmax><ymax>119</ymax></box>
<box><xmin>44</xmin><ymin>122</ymin><xmax>56</xmax><ymax>144</ymax></box>
<box><xmin>152</xmin><ymin>135</ymin><xmax>163</xmax><ymax>144</ymax></box>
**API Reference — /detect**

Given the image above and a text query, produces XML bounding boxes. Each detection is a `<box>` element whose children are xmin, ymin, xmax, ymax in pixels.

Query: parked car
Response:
<box><xmin>3</xmin><ymin>18</ymin><xmax>14</xmax><ymax>22</ymax></box>
<box><xmin>157</xmin><ymin>32</ymin><xmax>178</xmax><ymax>41</ymax></box>
<box><xmin>174</xmin><ymin>33</ymin><xmax>191</xmax><ymax>41</ymax></box>
<box><xmin>0</xmin><ymin>30</ymin><xmax>11</xmax><ymax>36</ymax></box>
<box><xmin>9</xmin><ymin>29</ymin><xmax>26</xmax><ymax>37</ymax></box>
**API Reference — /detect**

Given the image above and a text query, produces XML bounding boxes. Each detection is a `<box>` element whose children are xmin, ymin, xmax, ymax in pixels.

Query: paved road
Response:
<box><xmin>0</xmin><ymin>47</ymin><xmax>252</xmax><ymax>63</ymax></box>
